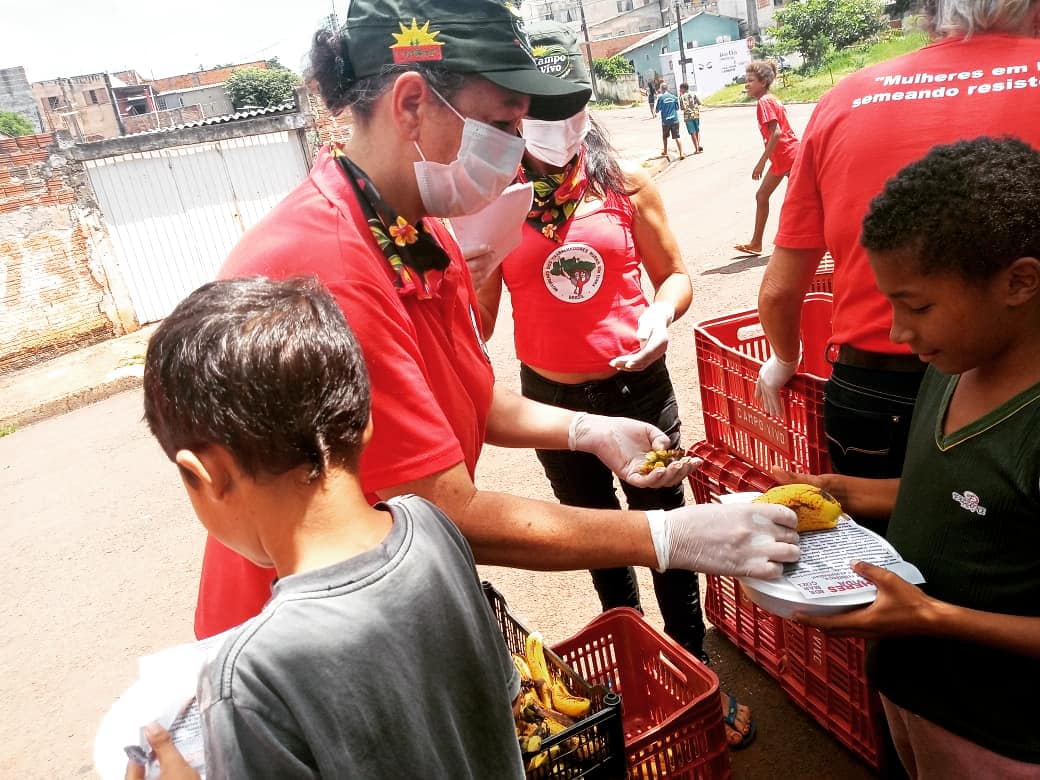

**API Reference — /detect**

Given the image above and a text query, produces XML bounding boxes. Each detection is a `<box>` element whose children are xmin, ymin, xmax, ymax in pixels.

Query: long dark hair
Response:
<box><xmin>583</xmin><ymin>116</ymin><xmax>632</xmax><ymax>198</ymax></box>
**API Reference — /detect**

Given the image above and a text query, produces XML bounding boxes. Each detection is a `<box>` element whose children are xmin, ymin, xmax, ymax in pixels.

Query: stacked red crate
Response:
<box><xmin>690</xmin><ymin>297</ymin><xmax>885</xmax><ymax>771</ymax></box>
<box><xmin>808</xmin><ymin>253</ymin><xmax>835</xmax><ymax>293</ymax></box>
<box><xmin>687</xmin><ymin>443</ymin><xmax>882</xmax><ymax>770</ymax></box>
<box><xmin>693</xmin><ymin>294</ymin><xmax>833</xmax><ymax>476</ymax></box>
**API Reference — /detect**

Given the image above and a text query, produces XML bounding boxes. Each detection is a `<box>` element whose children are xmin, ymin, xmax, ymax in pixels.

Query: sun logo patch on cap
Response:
<box><xmin>532</xmin><ymin>44</ymin><xmax>572</xmax><ymax>78</ymax></box>
<box><xmin>390</xmin><ymin>19</ymin><xmax>444</xmax><ymax>63</ymax></box>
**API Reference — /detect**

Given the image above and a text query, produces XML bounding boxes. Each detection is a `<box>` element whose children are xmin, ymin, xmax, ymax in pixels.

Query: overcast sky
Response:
<box><xmin>4</xmin><ymin>0</ymin><xmax>344</xmax><ymax>82</ymax></box>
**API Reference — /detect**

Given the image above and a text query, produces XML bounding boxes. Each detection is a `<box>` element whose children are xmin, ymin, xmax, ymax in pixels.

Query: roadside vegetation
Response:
<box><xmin>705</xmin><ymin>28</ymin><xmax>929</xmax><ymax>106</ymax></box>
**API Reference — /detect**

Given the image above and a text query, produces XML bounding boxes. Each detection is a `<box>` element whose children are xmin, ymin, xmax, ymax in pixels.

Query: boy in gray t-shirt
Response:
<box><xmin>130</xmin><ymin>277</ymin><xmax>523</xmax><ymax>779</ymax></box>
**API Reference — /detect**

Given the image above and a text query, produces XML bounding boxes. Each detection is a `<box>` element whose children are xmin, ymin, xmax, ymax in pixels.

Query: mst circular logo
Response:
<box><xmin>543</xmin><ymin>243</ymin><xmax>604</xmax><ymax>302</ymax></box>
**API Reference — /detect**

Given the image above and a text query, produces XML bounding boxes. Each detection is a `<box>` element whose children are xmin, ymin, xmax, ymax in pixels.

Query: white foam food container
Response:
<box><xmin>719</xmin><ymin>491</ymin><xmax>925</xmax><ymax>618</ymax></box>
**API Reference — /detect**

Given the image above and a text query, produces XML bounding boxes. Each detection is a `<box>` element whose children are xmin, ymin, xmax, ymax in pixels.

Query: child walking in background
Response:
<box><xmin>777</xmin><ymin>137</ymin><xmax>1040</xmax><ymax>778</ymax></box>
<box><xmin>128</xmin><ymin>277</ymin><xmax>524</xmax><ymax>779</ymax></box>
<box><xmin>734</xmin><ymin>60</ymin><xmax>799</xmax><ymax>256</ymax></box>
<box><xmin>655</xmin><ymin>83</ymin><xmax>684</xmax><ymax>160</ymax></box>
<box><xmin>679</xmin><ymin>83</ymin><xmax>703</xmax><ymax>154</ymax></box>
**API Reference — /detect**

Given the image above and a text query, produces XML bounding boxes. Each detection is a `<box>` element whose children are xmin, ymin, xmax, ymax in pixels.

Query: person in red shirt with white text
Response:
<box><xmin>756</xmin><ymin>0</ymin><xmax>1040</xmax><ymax>482</ymax></box>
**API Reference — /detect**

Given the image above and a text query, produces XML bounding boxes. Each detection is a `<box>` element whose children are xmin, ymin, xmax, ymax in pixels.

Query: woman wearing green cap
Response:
<box><xmin>474</xmin><ymin>19</ymin><xmax>756</xmax><ymax>751</ymax></box>
<box><xmin>189</xmin><ymin>0</ymin><xmax>798</xmax><ymax>679</ymax></box>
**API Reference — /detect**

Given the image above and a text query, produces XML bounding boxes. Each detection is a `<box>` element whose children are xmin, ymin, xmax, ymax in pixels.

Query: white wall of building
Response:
<box><xmin>660</xmin><ymin>38</ymin><xmax>753</xmax><ymax>97</ymax></box>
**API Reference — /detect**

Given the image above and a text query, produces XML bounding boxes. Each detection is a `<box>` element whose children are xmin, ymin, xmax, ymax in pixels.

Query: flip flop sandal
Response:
<box><xmin>733</xmin><ymin>244</ymin><xmax>761</xmax><ymax>256</ymax></box>
<box><xmin>723</xmin><ymin>693</ymin><xmax>757</xmax><ymax>751</ymax></box>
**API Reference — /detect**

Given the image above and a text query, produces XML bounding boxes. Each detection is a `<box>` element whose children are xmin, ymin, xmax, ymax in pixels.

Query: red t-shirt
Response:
<box><xmin>501</xmin><ymin>190</ymin><xmax>646</xmax><ymax>372</ymax></box>
<box><xmin>776</xmin><ymin>34</ymin><xmax>1040</xmax><ymax>353</ymax></box>
<box><xmin>194</xmin><ymin>147</ymin><xmax>495</xmax><ymax>638</ymax></box>
<box><xmin>757</xmin><ymin>94</ymin><xmax>799</xmax><ymax>174</ymax></box>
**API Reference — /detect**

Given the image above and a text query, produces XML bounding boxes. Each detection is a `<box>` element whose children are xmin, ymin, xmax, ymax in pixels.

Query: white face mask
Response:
<box><xmin>413</xmin><ymin>88</ymin><xmax>526</xmax><ymax>218</ymax></box>
<box><xmin>521</xmin><ymin>110</ymin><xmax>591</xmax><ymax>168</ymax></box>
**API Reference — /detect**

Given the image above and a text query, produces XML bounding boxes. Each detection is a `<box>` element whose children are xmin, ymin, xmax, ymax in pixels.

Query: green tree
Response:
<box><xmin>224</xmin><ymin>67</ymin><xmax>300</xmax><ymax>110</ymax></box>
<box><xmin>775</xmin><ymin>0</ymin><xmax>885</xmax><ymax>69</ymax></box>
<box><xmin>592</xmin><ymin>55</ymin><xmax>635</xmax><ymax>82</ymax></box>
<box><xmin>0</xmin><ymin>111</ymin><xmax>35</xmax><ymax>137</ymax></box>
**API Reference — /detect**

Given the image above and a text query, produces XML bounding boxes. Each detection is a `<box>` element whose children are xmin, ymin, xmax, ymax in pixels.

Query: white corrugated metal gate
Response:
<box><xmin>84</xmin><ymin>129</ymin><xmax>309</xmax><ymax>323</ymax></box>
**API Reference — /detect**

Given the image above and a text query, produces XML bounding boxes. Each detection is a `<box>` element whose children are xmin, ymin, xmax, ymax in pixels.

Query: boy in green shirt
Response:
<box><xmin>776</xmin><ymin>137</ymin><xmax>1040</xmax><ymax>776</ymax></box>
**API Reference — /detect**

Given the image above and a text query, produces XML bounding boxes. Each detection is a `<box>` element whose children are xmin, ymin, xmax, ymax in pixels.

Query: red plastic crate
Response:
<box><xmin>685</xmin><ymin>441</ymin><xmax>882</xmax><ymax>771</ymax></box>
<box><xmin>694</xmin><ymin>293</ymin><xmax>833</xmax><ymax>475</ymax></box>
<box><xmin>808</xmin><ymin>253</ymin><xmax>834</xmax><ymax>293</ymax></box>
<box><xmin>553</xmin><ymin>608</ymin><xmax>731</xmax><ymax>780</ymax></box>
<box><xmin>686</xmin><ymin>442</ymin><xmax>785</xmax><ymax>679</ymax></box>
<box><xmin>780</xmin><ymin>623</ymin><xmax>881</xmax><ymax>771</ymax></box>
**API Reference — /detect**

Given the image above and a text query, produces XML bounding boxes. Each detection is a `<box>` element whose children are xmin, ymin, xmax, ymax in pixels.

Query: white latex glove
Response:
<box><xmin>462</xmin><ymin>243</ymin><xmax>502</xmax><ymax>290</ymax></box>
<box><xmin>646</xmin><ymin>503</ymin><xmax>800</xmax><ymax>579</ymax></box>
<box><xmin>754</xmin><ymin>352</ymin><xmax>800</xmax><ymax>418</ymax></box>
<box><xmin>609</xmin><ymin>301</ymin><xmax>674</xmax><ymax>372</ymax></box>
<box><xmin>568</xmin><ymin>411</ymin><xmax>701</xmax><ymax>488</ymax></box>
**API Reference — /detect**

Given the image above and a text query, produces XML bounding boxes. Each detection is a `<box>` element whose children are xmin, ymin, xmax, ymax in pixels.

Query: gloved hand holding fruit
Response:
<box><xmin>647</xmin><ymin>502</ymin><xmax>800</xmax><ymax>579</ymax></box>
<box><xmin>567</xmin><ymin>411</ymin><xmax>700</xmax><ymax>488</ymax></box>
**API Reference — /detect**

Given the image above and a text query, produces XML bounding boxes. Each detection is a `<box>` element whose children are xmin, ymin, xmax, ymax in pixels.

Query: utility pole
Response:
<box><xmin>744</xmin><ymin>0</ymin><xmax>760</xmax><ymax>37</ymax></box>
<box><xmin>328</xmin><ymin>0</ymin><xmax>339</xmax><ymax>30</ymax></box>
<box><xmin>576</xmin><ymin>0</ymin><xmax>599</xmax><ymax>99</ymax></box>
<box><xmin>674</xmin><ymin>0</ymin><xmax>689</xmax><ymax>87</ymax></box>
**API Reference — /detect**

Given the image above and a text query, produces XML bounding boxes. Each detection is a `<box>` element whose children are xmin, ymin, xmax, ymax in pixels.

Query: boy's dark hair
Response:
<box><xmin>862</xmin><ymin>136</ymin><xmax>1040</xmax><ymax>280</ymax></box>
<box><xmin>143</xmin><ymin>276</ymin><xmax>371</xmax><ymax>481</ymax></box>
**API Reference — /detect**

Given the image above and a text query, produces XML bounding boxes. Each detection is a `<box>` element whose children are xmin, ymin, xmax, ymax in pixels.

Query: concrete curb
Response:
<box><xmin>0</xmin><ymin>372</ymin><xmax>143</xmax><ymax>433</ymax></box>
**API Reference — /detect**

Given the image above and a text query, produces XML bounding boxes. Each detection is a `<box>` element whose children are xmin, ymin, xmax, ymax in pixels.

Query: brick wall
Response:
<box><xmin>151</xmin><ymin>61</ymin><xmax>269</xmax><ymax>94</ymax></box>
<box><xmin>123</xmin><ymin>105</ymin><xmax>205</xmax><ymax>135</ymax></box>
<box><xmin>307</xmin><ymin>90</ymin><xmax>353</xmax><ymax>147</ymax></box>
<box><xmin>0</xmin><ymin>133</ymin><xmax>136</xmax><ymax>373</ymax></box>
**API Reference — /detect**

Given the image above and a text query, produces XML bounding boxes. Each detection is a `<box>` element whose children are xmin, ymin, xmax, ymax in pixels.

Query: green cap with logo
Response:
<box><xmin>523</xmin><ymin>19</ymin><xmax>592</xmax><ymax>90</ymax></box>
<box><xmin>339</xmin><ymin>0</ymin><xmax>591</xmax><ymax>120</ymax></box>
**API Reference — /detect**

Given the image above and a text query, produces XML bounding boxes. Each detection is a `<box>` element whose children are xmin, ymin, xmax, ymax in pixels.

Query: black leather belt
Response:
<box><xmin>826</xmin><ymin>344</ymin><xmax>926</xmax><ymax>373</ymax></box>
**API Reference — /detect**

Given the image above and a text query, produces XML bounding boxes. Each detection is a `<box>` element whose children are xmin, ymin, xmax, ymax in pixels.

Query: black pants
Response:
<box><xmin>824</xmin><ymin>362</ymin><xmax>925</xmax><ymax>480</ymax></box>
<box><xmin>520</xmin><ymin>359</ymin><xmax>707</xmax><ymax>662</ymax></box>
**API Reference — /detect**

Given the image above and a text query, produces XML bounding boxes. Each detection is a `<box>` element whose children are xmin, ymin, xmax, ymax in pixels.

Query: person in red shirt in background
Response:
<box><xmin>476</xmin><ymin>21</ymin><xmax>756</xmax><ymax>750</ymax></box>
<box><xmin>734</xmin><ymin>60</ymin><xmax>800</xmax><ymax>257</ymax></box>
<box><xmin>756</xmin><ymin>0</ymin><xmax>1040</xmax><ymax>483</ymax></box>
<box><xmin>193</xmin><ymin>0</ymin><xmax>801</xmax><ymax>643</ymax></box>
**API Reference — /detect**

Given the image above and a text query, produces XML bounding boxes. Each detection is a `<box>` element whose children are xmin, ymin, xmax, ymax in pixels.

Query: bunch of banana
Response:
<box><xmin>524</xmin><ymin>633</ymin><xmax>591</xmax><ymax>718</ymax></box>
<box><xmin>753</xmin><ymin>483</ymin><xmax>843</xmax><ymax>532</ymax></box>
<box><xmin>639</xmin><ymin>448</ymin><xmax>686</xmax><ymax>474</ymax></box>
<box><xmin>512</xmin><ymin>632</ymin><xmax>594</xmax><ymax>773</ymax></box>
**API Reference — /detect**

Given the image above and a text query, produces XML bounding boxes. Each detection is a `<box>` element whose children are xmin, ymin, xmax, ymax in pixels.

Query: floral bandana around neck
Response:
<box><xmin>518</xmin><ymin>147</ymin><xmax>589</xmax><ymax>243</ymax></box>
<box><xmin>331</xmin><ymin>145</ymin><xmax>449</xmax><ymax>300</ymax></box>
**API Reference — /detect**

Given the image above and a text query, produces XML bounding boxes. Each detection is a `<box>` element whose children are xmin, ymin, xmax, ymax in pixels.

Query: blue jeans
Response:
<box><xmin>520</xmin><ymin>359</ymin><xmax>706</xmax><ymax>662</ymax></box>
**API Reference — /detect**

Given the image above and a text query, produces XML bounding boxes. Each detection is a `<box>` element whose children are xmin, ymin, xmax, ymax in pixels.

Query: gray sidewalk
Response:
<box><xmin>0</xmin><ymin>325</ymin><xmax>156</xmax><ymax>432</ymax></box>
